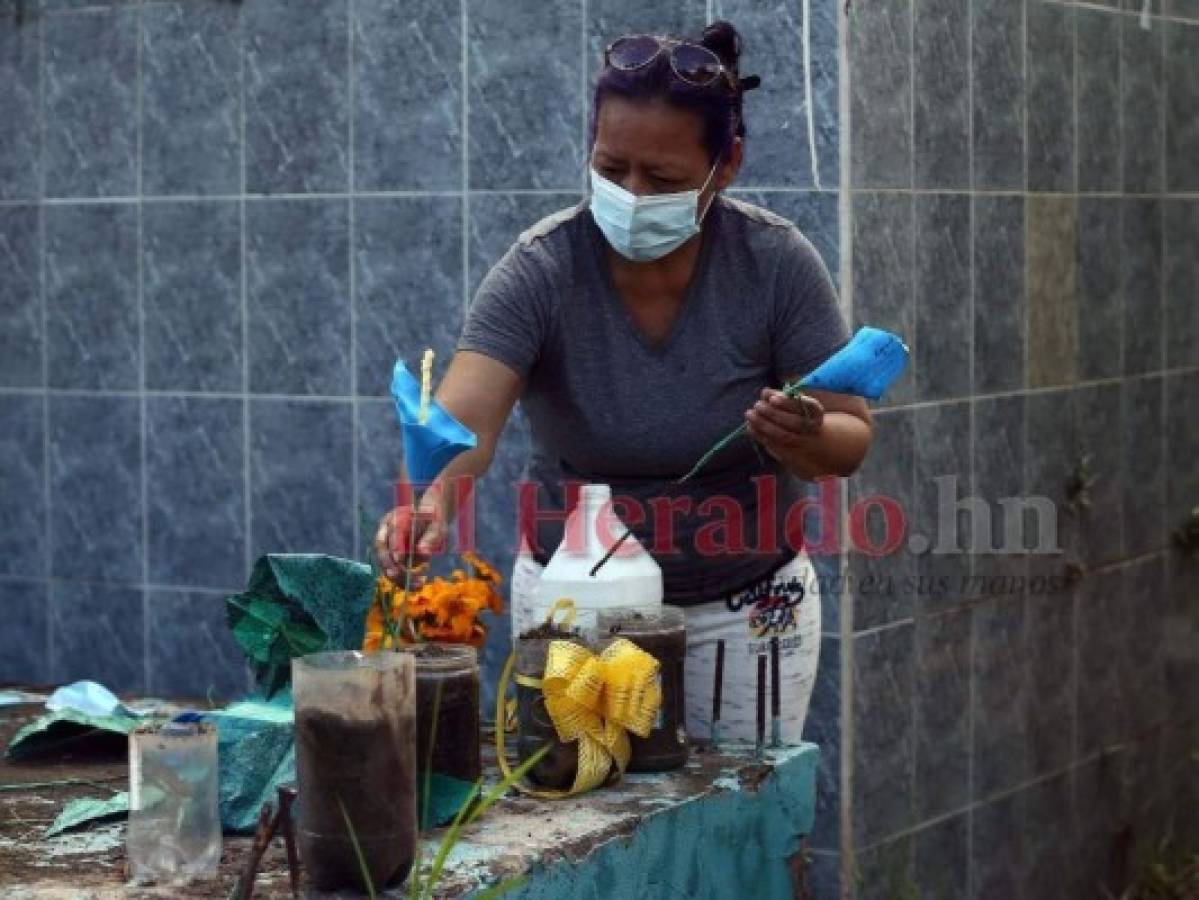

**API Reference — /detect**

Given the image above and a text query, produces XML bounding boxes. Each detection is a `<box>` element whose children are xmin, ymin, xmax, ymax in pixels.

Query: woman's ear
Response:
<box><xmin>716</xmin><ymin>137</ymin><xmax>743</xmax><ymax>191</ymax></box>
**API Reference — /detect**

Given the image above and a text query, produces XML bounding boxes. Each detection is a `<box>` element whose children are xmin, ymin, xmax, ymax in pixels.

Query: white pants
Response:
<box><xmin>509</xmin><ymin>551</ymin><xmax>822</xmax><ymax>744</ymax></box>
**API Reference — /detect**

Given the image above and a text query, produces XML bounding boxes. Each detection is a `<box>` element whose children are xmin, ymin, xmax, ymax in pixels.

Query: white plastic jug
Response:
<box><xmin>514</xmin><ymin>483</ymin><xmax>663</xmax><ymax>641</ymax></box>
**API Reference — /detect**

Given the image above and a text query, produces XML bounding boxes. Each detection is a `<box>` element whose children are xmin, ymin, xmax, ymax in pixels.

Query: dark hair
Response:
<box><xmin>589</xmin><ymin>21</ymin><xmax>759</xmax><ymax>164</ymax></box>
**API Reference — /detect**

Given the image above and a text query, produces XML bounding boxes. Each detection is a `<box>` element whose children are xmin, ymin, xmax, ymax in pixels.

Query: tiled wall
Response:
<box><xmin>844</xmin><ymin>0</ymin><xmax>1199</xmax><ymax>897</ymax></box>
<box><xmin>0</xmin><ymin>0</ymin><xmax>844</xmax><ymax>811</ymax></box>
<box><xmin>5</xmin><ymin>1</ymin><xmax>1194</xmax><ymax>896</ymax></box>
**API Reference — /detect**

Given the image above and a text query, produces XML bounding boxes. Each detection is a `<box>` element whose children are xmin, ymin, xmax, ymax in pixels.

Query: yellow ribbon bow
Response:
<box><xmin>536</xmin><ymin>638</ymin><xmax>662</xmax><ymax>794</ymax></box>
<box><xmin>496</xmin><ymin>599</ymin><xmax>662</xmax><ymax>798</ymax></box>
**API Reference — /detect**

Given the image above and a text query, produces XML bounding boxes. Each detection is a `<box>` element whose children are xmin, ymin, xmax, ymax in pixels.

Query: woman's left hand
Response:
<box><xmin>745</xmin><ymin>387</ymin><xmax>825</xmax><ymax>459</ymax></box>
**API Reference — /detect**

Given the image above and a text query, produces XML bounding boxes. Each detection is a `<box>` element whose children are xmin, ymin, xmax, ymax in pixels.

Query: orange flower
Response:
<box><xmin>461</xmin><ymin>551</ymin><xmax>501</xmax><ymax>584</ymax></box>
<box><xmin>365</xmin><ymin>551</ymin><xmax>502</xmax><ymax>647</ymax></box>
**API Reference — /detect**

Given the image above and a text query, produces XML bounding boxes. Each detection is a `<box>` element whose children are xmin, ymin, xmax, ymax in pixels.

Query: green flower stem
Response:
<box><xmin>589</xmin><ymin>377</ymin><xmax>812</xmax><ymax>577</ymax></box>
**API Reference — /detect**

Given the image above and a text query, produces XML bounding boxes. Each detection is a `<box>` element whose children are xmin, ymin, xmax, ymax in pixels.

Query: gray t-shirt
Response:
<box><xmin>458</xmin><ymin>195</ymin><xmax>850</xmax><ymax>605</ymax></box>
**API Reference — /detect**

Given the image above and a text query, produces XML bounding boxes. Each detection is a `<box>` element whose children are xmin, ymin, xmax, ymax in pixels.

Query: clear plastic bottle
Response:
<box><xmin>293</xmin><ymin>651</ymin><xmax>416</xmax><ymax>892</ymax></box>
<box><xmin>598</xmin><ymin>607</ymin><xmax>689</xmax><ymax>772</ymax></box>
<box><xmin>127</xmin><ymin>721</ymin><xmax>221</xmax><ymax>884</ymax></box>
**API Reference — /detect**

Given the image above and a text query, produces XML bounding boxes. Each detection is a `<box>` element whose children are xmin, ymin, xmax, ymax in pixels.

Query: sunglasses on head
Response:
<box><xmin>604</xmin><ymin>34</ymin><xmax>740</xmax><ymax>91</ymax></box>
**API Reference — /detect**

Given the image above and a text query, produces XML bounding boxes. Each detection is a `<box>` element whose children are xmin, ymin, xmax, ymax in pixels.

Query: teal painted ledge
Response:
<box><xmin>419</xmin><ymin>742</ymin><xmax>820</xmax><ymax>899</ymax></box>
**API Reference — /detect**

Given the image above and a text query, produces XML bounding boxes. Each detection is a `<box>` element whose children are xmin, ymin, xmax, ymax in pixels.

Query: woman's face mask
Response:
<box><xmin>589</xmin><ymin>162</ymin><xmax>719</xmax><ymax>262</ymax></box>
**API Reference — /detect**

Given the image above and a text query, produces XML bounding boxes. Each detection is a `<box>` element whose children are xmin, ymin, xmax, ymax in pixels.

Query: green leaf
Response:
<box><xmin>419</xmin><ymin>745</ymin><xmax>551</xmax><ymax>900</ymax></box>
<box><xmin>338</xmin><ymin>796</ymin><xmax>379</xmax><ymax>900</ymax></box>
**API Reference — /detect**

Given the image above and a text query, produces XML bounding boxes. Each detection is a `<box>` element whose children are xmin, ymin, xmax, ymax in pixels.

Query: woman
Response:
<box><xmin>376</xmin><ymin>21</ymin><xmax>872</xmax><ymax>744</ymax></box>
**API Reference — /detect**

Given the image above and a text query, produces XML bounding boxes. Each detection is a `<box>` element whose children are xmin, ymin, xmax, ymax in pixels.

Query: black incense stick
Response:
<box><xmin>711</xmin><ymin>639</ymin><xmax>725</xmax><ymax>748</ymax></box>
<box><xmin>756</xmin><ymin>654</ymin><xmax>767</xmax><ymax>757</ymax></box>
<box><xmin>770</xmin><ymin>637</ymin><xmax>781</xmax><ymax>747</ymax></box>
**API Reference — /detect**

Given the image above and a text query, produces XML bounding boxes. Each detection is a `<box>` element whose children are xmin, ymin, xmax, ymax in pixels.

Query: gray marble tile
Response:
<box><xmin>804</xmin><ymin>635</ymin><xmax>841</xmax><ymax>850</ymax></box>
<box><xmin>50</xmin><ymin>580</ymin><xmax>144</xmax><ymax>693</ymax></box>
<box><xmin>809</xmin><ymin>546</ymin><xmax>843</xmax><ymax>635</ymax></box>
<box><xmin>43</xmin><ymin>8</ymin><xmax>137</xmax><ymax>198</ymax></box>
<box><xmin>912</xmin><ymin>814</ymin><xmax>968</xmax><ymax>900</ymax></box>
<box><xmin>1159</xmin><ymin>719</ymin><xmax>1199</xmax><ymax>850</ymax></box>
<box><xmin>354</xmin><ymin>197</ymin><xmax>463</xmax><ymax>398</ymax></box>
<box><xmin>1077</xmin><ymin>198</ymin><xmax>1123</xmax><ymax>381</ymax></box>
<box><xmin>0</xmin><ymin>580</ymin><xmax>49</xmax><ymax>684</ymax></box>
<box><xmin>1071</xmin><ymin>752</ymin><xmax>1130</xmax><ymax>899</ymax></box>
<box><xmin>1165</xmin><ymin>21</ymin><xmax>1199</xmax><ymax>191</ymax></box>
<box><xmin>246</xmin><ymin>198</ymin><xmax>350</xmax><ymax>395</ymax></box>
<box><xmin>143</xmin><ymin>201</ymin><xmax>242</xmax><ymax>393</ymax></box>
<box><xmin>355</xmin><ymin>399</ymin><xmax>404</xmax><ymax>542</ymax></box>
<box><xmin>973</xmin><ymin>195</ymin><xmax>1025</xmax><ymax>394</ymax></box>
<box><xmin>1026</xmin><ymin>590</ymin><xmax>1074</xmax><ymax>777</ymax></box>
<box><xmin>717</xmin><ymin>0</ymin><xmax>839</xmax><ymax>189</ymax></box>
<box><xmin>1124</xmin><ymin>556</ymin><xmax>1168</xmax><ymax>735</ymax></box>
<box><xmin>1077</xmin><ymin>568</ymin><xmax>1130</xmax><ymax>755</ymax></box>
<box><xmin>807</xmin><ymin>852</ymin><xmax>840</xmax><ymax>899</ymax></box>
<box><xmin>0</xmin><ymin>395</ymin><xmax>46</xmax><ymax>577</ymax></box>
<box><xmin>1123</xmin><ymin>198</ymin><xmax>1163</xmax><ymax>376</ymax></box>
<box><xmin>852</xmin><ymin>623</ymin><xmax>914</xmax><ymax>845</ymax></box>
<box><xmin>849</xmin><ymin>409</ymin><xmax>916</xmax><ymax>629</ymax></box>
<box><xmin>971</xmin><ymin>0</ymin><xmax>1025</xmax><ymax>190</ymax></box>
<box><xmin>1076</xmin><ymin>9</ymin><xmax>1121</xmax><ymax>193</ymax></box>
<box><xmin>44</xmin><ymin>203</ymin><xmax>138</xmax><ymax>390</ymax></box>
<box><xmin>849</xmin><ymin>0</ymin><xmax>912</xmax><ymax>188</ymax></box>
<box><xmin>735</xmin><ymin>192</ymin><xmax>840</xmax><ymax>289</ymax></box>
<box><xmin>913</xmin><ymin>0</ymin><xmax>969</xmax><ymax>190</ymax></box>
<box><xmin>1122</xmin><ymin>731</ymin><xmax>1166</xmax><ymax>847</ymax></box>
<box><xmin>971</xmin><ymin>395</ymin><xmax>1026</xmax><ymax>589</ymax></box>
<box><xmin>1027</xmin><ymin>196</ymin><xmax>1078</xmax><ymax>389</ymax></box>
<box><xmin>853</xmin><ymin>835</ymin><xmax>914</xmax><ymax>900</ymax></box>
<box><xmin>40</xmin><ymin>0</ymin><xmax>137</xmax><ymax>8</ymax></box>
<box><xmin>1164</xmin><ymin>200</ymin><xmax>1199</xmax><ymax>370</ymax></box>
<box><xmin>972</xmin><ymin>594</ymin><xmax>1029</xmax><ymax>797</ymax></box>
<box><xmin>48</xmin><ymin>395</ymin><xmax>141</xmax><ymax>582</ymax></box>
<box><xmin>467</xmin><ymin>192</ymin><xmax>582</xmax><ymax>297</ymax></box>
<box><xmin>249</xmin><ymin>399</ymin><xmax>353</xmax><ymax>559</ymax></box>
<box><xmin>1074</xmin><ymin>384</ymin><xmax>1125</xmax><ymax>568</ymax></box>
<box><xmin>915</xmin><ymin>193</ymin><xmax>970</xmax><ymax>401</ymax></box>
<box><xmin>913</xmin><ymin>609</ymin><xmax>970</xmax><ymax>820</ymax></box>
<box><xmin>148</xmin><ymin>590</ymin><xmax>249</xmax><ymax>700</ymax></box>
<box><xmin>1166</xmin><ymin>371</ymin><xmax>1199</xmax><ymax>533</ymax></box>
<box><xmin>244</xmin><ymin>0</ymin><xmax>349</xmax><ymax>194</ymax></box>
<box><xmin>353</xmin><ymin>0</ymin><xmax>462</xmax><ymax>192</ymax></box>
<box><xmin>970</xmin><ymin>793</ymin><xmax>1023</xmax><ymax>899</ymax></box>
<box><xmin>0</xmin><ymin>206</ymin><xmax>42</xmax><ymax>387</ymax></box>
<box><xmin>851</xmin><ymin>193</ymin><xmax>914</xmax><ymax>406</ymax></box>
<box><xmin>1122</xmin><ymin>375</ymin><xmax>1165</xmax><ymax>555</ymax></box>
<box><xmin>141</xmin><ymin>2</ymin><xmax>240</xmax><ymax>196</ymax></box>
<box><xmin>913</xmin><ymin>402</ymin><xmax>972</xmax><ymax>611</ymax></box>
<box><xmin>1021</xmin><ymin>772</ymin><xmax>1074</xmax><ymax>900</ymax></box>
<box><xmin>468</xmin><ymin>0</ymin><xmax>584</xmax><ymax>190</ymax></box>
<box><xmin>1121</xmin><ymin>16</ymin><xmax>1164</xmax><ymax>193</ymax></box>
<box><xmin>146</xmin><ymin>397</ymin><xmax>245</xmax><ymax>590</ymax></box>
<box><xmin>0</xmin><ymin>12</ymin><xmax>39</xmax><ymax>201</ymax></box>
<box><xmin>1027</xmin><ymin>2</ymin><xmax>1074</xmax><ymax>193</ymax></box>
<box><xmin>1166</xmin><ymin>0</ymin><xmax>1199</xmax><ymax>18</ymax></box>
<box><xmin>1025</xmin><ymin>389</ymin><xmax>1081</xmax><ymax>580</ymax></box>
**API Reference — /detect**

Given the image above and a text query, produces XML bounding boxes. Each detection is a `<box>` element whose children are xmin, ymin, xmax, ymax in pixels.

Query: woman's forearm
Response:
<box><xmin>418</xmin><ymin>444</ymin><xmax>494</xmax><ymax>530</ymax></box>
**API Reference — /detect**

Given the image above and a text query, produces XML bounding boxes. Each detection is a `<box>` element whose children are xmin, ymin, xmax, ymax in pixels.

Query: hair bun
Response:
<box><xmin>699</xmin><ymin>20</ymin><xmax>742</xmax><ymax>70</ymax></box>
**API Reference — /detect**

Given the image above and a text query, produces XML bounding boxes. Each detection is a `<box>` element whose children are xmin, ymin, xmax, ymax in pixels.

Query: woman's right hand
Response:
<box><xmin>374</xmin><ymin>495</ymin><xmax>446</xmax><ymax>580</ymax></box>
